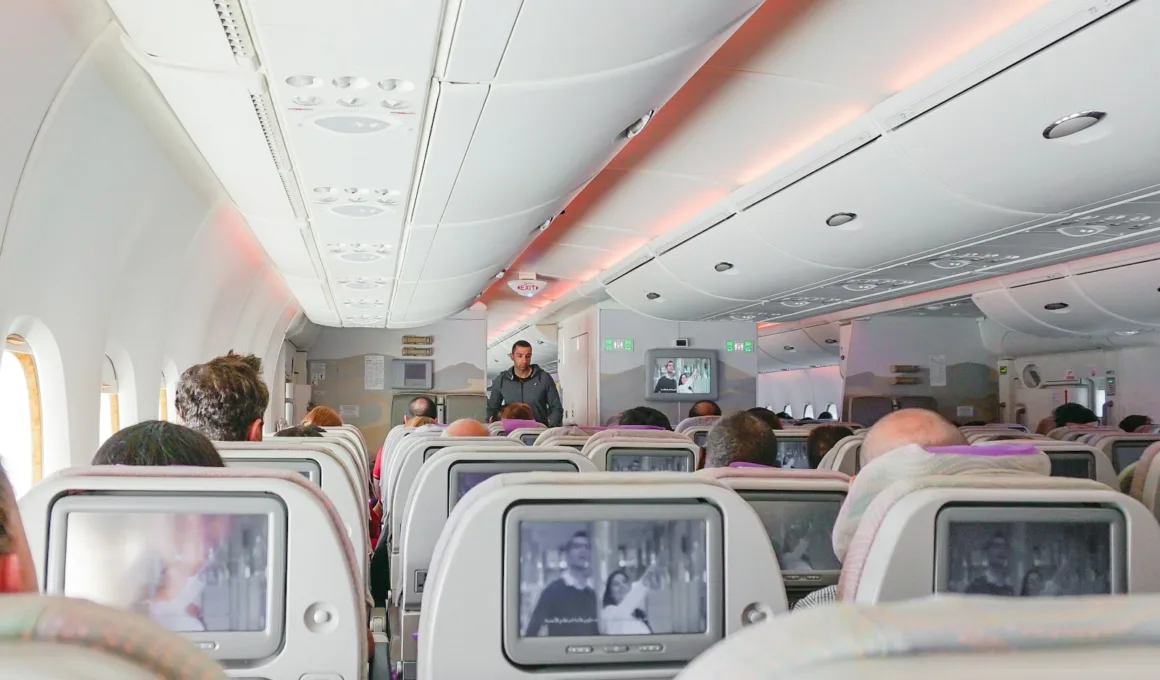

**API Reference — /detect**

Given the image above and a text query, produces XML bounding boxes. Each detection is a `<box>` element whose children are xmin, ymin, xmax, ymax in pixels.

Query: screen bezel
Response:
<box><xmin>737</xmin><ymin>490</ymin><xmax>845</xmax><ymax>588</ymax></box>
<box><xmin>1047</xmin><ymin>451</ymin><xmax>1095</xmax><ymax>480</ymax></box>
<box><xmin>46</xmin><ymin>493</ymin><xmax>288</xmax><ymax>662</ymax></box>
<box><xmin>447</xmin><ymin>461</ymin><xmax>580</xmax><ymax>513</ymax></box>
<box><xmin>643</xmin><ymin>349</ymin><xmax>719</xmax><ymax>402</ymax></box>
<box><xmin>933</xmin><ymin>504</ymin><xmax>1126</xmax><ymax>596</ymax></box>
<box><xmin>503</xmin><ymin>502</ymin><xmax>724</xmax><ymax>667</ymax></box>
<box><xmin>605</xmin><ymin>448</ymin><xmax>694</xmax><ymax>473</ymax></box>
<box><xmin>224</xmin><ymin>458</ymin><xmax>321</xmax><ymax>485</ymax></box>
<box><xmin>1112</xmin><ymin>442</ymin><xmax>1150</xmax><ymax>473</ymax></box>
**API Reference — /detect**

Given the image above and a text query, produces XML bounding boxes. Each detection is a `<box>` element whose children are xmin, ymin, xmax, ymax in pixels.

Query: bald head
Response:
<box><xmin>861</xmin><ymin>408</ymin><xmax>967</xmax><ymax>464</ymax></box>
<box><xmin>445</xmin><ymin>418</ymin><xmax>489</xmax><ymax>437</ymax></box>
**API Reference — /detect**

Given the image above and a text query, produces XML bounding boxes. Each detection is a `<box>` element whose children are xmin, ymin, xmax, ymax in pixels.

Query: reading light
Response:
<box><xmin>646</xmin><ymin>292</ymin><xmax>661</xmax><ymax>300</ymax></box>
<box><xmin>826</xmin><ymin>212</ymin><xmax>857</xmax><ymax>228</ymax></box>
<box><xmin>1044</xmin><ymin>302</ymin><xmax>1070</xmax><ymax>312</ymax></box>
<box><xmin>624</xmin><ymin>110</ymin><xmax>655</xmax><ymax>139</ymax></box>
<box><xmin>714</xmin><ymin>262</ymin><xmax>734</xmax><ymax>273</ymax></box>
<box><xmin>1043</xmin><ymin>111</ymin><xmax>1106</xmax><ymax>140</ymax></box>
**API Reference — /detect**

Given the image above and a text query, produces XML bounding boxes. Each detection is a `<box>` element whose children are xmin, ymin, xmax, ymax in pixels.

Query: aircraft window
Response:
<box><xmin>99</xmin><ymin>356</ymin><xmax>120</xmax><ymax>445</ymax></box>
<box><xmin>803</xmin><ymin>403</ymin><xmax>815</xmax><ymax>419</ymax></box>
<box><xmin>783</xmin><ymin>404</ymin><xmax>794</xmax><ymax>418</ymax></box>
<box><xmin>826</xmin><ymin>403</ymin><xmax>838</xmax><ymax>418</ymax></box>
<box><xmin>0</xmin><ymin>335</ymin><xmax>42</xmax><ymax>497</ymax></box>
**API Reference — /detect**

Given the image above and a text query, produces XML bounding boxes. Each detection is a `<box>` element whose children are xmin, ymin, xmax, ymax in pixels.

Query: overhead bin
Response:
<box><xmin>889</xmin><ymin>0</ymin><xmax>1160</xmax><ymax>215</ymax></box>
<box><xmin>741</xmin><ymin>140</ymin><xmax>1046</xmax><ymax>270</ymax></box>
<box><xmin>604</xmin><ymin>259</ymin><xmax>744</xmax><ymax>321</ymax></box>
<box><xmin>656</xmin><ymin>215</ymin><xmax>854</xmax><ymax>302</ymax></box>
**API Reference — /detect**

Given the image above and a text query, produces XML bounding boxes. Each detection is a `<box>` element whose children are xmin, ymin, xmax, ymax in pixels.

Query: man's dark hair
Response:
<box><xmin>747</xmin><ymin>407</ymin><xmax>783</xmax><ymax>431</ymax></box>
<box><xmin>1119</xmin><ymin>414</ymin><xmax>1152</xmax><ymax>433</ymax></box>
<box><xmin>806</xmin><ymin>425</ymin><xmax>854</xmax><ymax>469</ymax></box>
<box><xmin>705</xmin><ymin>412</ymin><xmax>778</xmax><ymax>468</ymax></box>
<box><xmin>409</xmin><ymin>395</ymin><xmax>437</xmax><ymax>419</ymax></box>
<box><xmin>511</xmin><ymin>340</ymin><xmax>532</xmax><ymax>354</ymax></box>
<box><xmin>1053</xmin><ymin>403</ymin><xmax>1099</xmax><ymax>428</ymax></box>
<box><xmin>618</xmin><ymin>406</ymin><xmax>672</xmax><ymax>431</ymax></box>
<box><xmin>275</xmin><ymin>424</ymin><xmax>326</xmax><ymax>437</ymax></box>
<box><xmin>92</xmin><ymin>420</ymin><xmax>225</xmax><ymax>467</ymax></box>
<box><xmin>817</xmin><ymin>411</ymin><xmax>834</xmax><ymax>420</ymax></box>
<box><xmin>175</xmin><ymin>351</ymin><xmax>268</xmax><ymax>441</ymax></box>
<box><xmin>688</xmin><ymin>400</ymin><xmax>721</xmax><ymax>419</ymax></box>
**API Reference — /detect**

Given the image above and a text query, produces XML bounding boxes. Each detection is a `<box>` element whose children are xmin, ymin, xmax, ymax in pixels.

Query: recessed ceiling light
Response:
<box><xmin>337</xmin><ymin>97</ymin><xmax>366</xmax><ymax>108</ymax></box>
<box><xmin>286</xmin><ymin>75</ymin><xmax>320</xmax><ymax>88</ymax></box>
<box><xmin>624</xmin><ymin>110</ymin><xmax>655</xmax><ymax>139</ymax></box>
<box><xmin>293</xmin><ymin>96</ymin><xmax>323</xmax><ymax>106</ymax></box>
<box><xmin>333</xmin><ymin>76</ymin><xmax>369</xmax><ymax>89</ymax></box>
<box><xmin>314</xmin><ymin>116</ymin><xmax>391</xmax><ymax>134</ymax></box>
<box><xmin>1042</xmin><ymin>111</ymin><xmax>1106</xmax><ymax>140</ymax></box>
<box><xmin>1043</xmin><ymin>302</ymin><xmax>1070</xmax><ymax>313</ymax></box>
<box><xmin>646</xmin><ymin>292</ymin><xmax>661</xmax><ymax>301</ymax></box>
<box><xmin>826</xmin><ymin>212</ymin><xmax>857</xmax><ymax>228</ymax></box>
<box><xmin>378</xmin><ymin>79</ymin><xmax>415</xmax><ymax>92</ymax></box>
<box><xmin>1057</xmin><ymin>224</ymin><xmax>1109</xmax><ymax>238</ymax></box>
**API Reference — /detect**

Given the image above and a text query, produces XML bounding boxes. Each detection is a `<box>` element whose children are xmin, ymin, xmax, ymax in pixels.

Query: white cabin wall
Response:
<box><xmin>757</xmin><ymin>366</ymin><xmax>843</xmax><ymax>419</ymax></box>
<box><xmin>0</xmin><ymin>1</ymin><xmax>297</xmax><ymax>472</ymax></box>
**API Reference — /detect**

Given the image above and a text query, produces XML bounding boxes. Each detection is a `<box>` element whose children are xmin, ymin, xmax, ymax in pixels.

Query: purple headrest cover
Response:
<box><xmin>927</xmin><ymin>444</ymin><xmax>1040</xmax><ymax>456</ymax></box>
<box><xmin>614</xmin><ymin>425</ymin><xmax>669</xmax><ymax>431</ymax></box>
<box><xmin>501</xmin><ymin>419</ymin><xmax>541</xmax><ymax>434</ymax></box>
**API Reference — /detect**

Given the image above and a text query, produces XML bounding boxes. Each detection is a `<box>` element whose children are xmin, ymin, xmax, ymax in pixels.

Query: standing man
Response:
<box><xmin>486</xmin><ymin>340</ymin><xmax>563</xmax><ymax>426</ymax></box>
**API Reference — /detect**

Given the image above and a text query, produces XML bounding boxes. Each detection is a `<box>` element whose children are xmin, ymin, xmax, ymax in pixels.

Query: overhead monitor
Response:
<box><xmin>644</xmin><ymin>349</ymin><xmax>718</xmax><ymax>402</ymax></box>
<box><xmin>606</xmin><ymin>448</ymin><xmax>694</xmax><ymax>473</ymax></box>
<box><xmin>224</xmin><ymin>458</ymin><xmax>321</xmax><ymax>485</ymax></box>
<box><xmin>391</xmin><ymin>359</ymin><xmax>434</xmax><ymax>390</ymax></box>
<box><xmin>448</xmin><ymin>461</ymin><xmax>580</xmax><ymax>512</ymax></box>
<box><xmin>47</xmin><ymin>494</ymin><xmax>287</xmax><ymax>662</ymax></box>
<box><xmin>1111</xmin><ymin>441</ymin><xmax>1152</xmax><ymax>473</ymax></box>
<box><xmin>935</xmin><ymin>505</ymin><xmax>1124</xmax><ymax>597</ymax></box>
<box><xmin>505</xmin><ymin>503</ymin><xmax>722</xmax><ymax>666</ymax></box>
<box><xmin>1047</xmin><ymin>451</ymin><xmax>1095</xmax><ymax>480</ymax></box>
<box><xmin>739</xmin><ymin>491</ymin><xmax>843</xmax><ymax>601</ymax></box>
<box><xmin>776</xmin><ymin>436</ymin><xmax>809</xmax><ymax>470</ymax></box>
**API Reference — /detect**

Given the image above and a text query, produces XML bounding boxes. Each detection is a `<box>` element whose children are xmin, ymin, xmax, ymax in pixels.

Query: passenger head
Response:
<box><xmin>1119</xmin><ymin>414</ymin><xmax>1153</xmax><ymax>433</ymax></box>
<box><xmin>445</xmin><ymin>418</ymin><xmax>489</xmax><ymax>437</ymax></box>
<box><xmin>688</xmin><ymin>400</ymin><xmax>721</xmax><ymax>418</ymax></box>
<box><xmin>302</xmin><ymin>405</ymin><xmax>342</xmax><ymax>427</ymax></box>
<box><xmin>860</xmin><ymin>409</ymin><xmax>967</xmax><ymax>465</ymax></box>
<box><xmin>704</xmin><ymin>412</ymin><xmax>779</xmax><ymax>469</ymax></box>
<box><xmin>1053</xmin><ymin>403</ymin><xmax>1099</xmax><ymax>428</ymax></box>
<box><xmin>746</xmin><ymin>407</ymin><xmax>783</xmax><ymax>431</ymax></box>
<box><xmin>406</xmin><ymin>395</ymin><xmax>437</xmax><ymax>424</ymax></box>
<box><xmin>0</xmin><ymin>462</ymin><xmax>37</xmax><ymax>593</ymax></box>
<box><xmin>510</xmin><ymin>340</ymin><xmax>533</xmax><ymax>373</ymax></box>
<box><xmin>175</xmin><ymin>351</ymin><xmax>268</xmax><ymax>442</ymax></box>
<box><xmin>618</xmin><ymin>406</ymin><xmax>672</xmax><ymax>430</ymax></box>
<box><xmin>274</xmin><ymin>424</ymin><xmax>326</xmax><ymax>437</ymax></box>
<box><xmin>806</xmin><ymin>425</ymin><xmax>855</xmax><ymax>469</ymax></box>
<box><xmin>817</xmin><ymin>411</ymin><xmax>834</xmax><ymax>421</ymax></box>
<box><xmin>500</xmin><ymin>402</ymin><xmax>535</xmax><ymax>420</ymax></box>
<box><xmin>92</xmin><ymin>420</ymin><xmax>225</xmax><ymax>467</ymax></box>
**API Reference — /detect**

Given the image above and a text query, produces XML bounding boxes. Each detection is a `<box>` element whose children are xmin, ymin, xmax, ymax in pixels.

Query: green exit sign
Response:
<box><xmin>725</xmin><ymin>341</ymin><xmax>754</xmax><ymax>353</ymax></box>
<box><xmin>603</xmin><ymin>338</ymin><xmax>634</xmax><ymax>352</ymax></box>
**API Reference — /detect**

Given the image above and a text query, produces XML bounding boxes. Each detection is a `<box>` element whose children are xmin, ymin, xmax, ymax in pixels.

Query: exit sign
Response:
<box><xmin>725</xmin><ymin>341</ymin><xmax>753</xmax><ymax>353</ymax></box>
<box><xmin>603</xmin><ymin>338</ymin><xmax>633</xmax><ymax>352</ymax></box>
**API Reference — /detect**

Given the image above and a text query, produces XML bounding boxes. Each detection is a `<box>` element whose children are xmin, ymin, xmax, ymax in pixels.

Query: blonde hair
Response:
<box><xmin>303</xmin><ymin>405</ymin><xmax>343</xmax><ymax>427</ymax></box>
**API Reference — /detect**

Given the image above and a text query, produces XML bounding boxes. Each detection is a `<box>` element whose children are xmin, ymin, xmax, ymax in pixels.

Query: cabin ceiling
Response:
<box><xmin>101</xmin><ymin>0</ymin><xmax>1158</xmax><ymax>335</ymax></box>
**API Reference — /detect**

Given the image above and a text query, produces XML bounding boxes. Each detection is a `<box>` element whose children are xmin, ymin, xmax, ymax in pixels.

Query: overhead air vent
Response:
<box><xmin>213</xmin><ymin>0</ymin><xmax>256</xmax><ymax>62</ymax></box>
<box><xmin>250</xmin><ymin>91</ymin><xmax>307</xmax><ymax>220</ymax></box>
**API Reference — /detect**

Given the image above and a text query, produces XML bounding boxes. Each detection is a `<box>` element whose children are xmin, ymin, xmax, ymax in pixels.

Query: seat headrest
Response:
<box><xmin>678</xmin><ymin>594</ymin><xmax>1160</xmax><ymax>679</ymax></box>
<box><xmin>675</xmin><ymin>415</ymin><xmax>721</xmax><ymax>433</ymax></box>
<box><xmin>833</xmin><ymin>443</ymin><xmax>1049</xmax><ymax>561</ymax></box>
<box><xmin>0</xmin><ymin>594</ymin><xmax>228</xmax><ymax>680</ymax></box>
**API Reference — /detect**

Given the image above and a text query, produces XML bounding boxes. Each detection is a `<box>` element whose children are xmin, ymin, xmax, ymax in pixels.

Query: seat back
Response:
<box><xmin>585</xmin><ymin>439</ymin><xmax>701</xmax><ymax>472</ymax></box>
<box><xmin>20</xmin><ymin>467</ymin><xmax>364</xmax><ymax>680</ymax></box>
<box><xmin>0</xmin><ymin>594</ymin><xmax>230</xmax><ymax>680</ymax></box>
<box><xmin>698</xmin><ymin>467</ymin><xmax>848</xmax><ymax>606</ymax></box>
<box><xmin>419</xmin><ymin>472</ymin><xmax>785</xmax><ymax>679</ymax></box>
<box><xmin>841</xmin><ymin>473</ymin><xmax>1160</xmax><ymax>604</ymax></box>
<box><xmin>677</xmin><ymin>595</ymin><xmax>1160</xmax><ymax>680</ymax></box>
